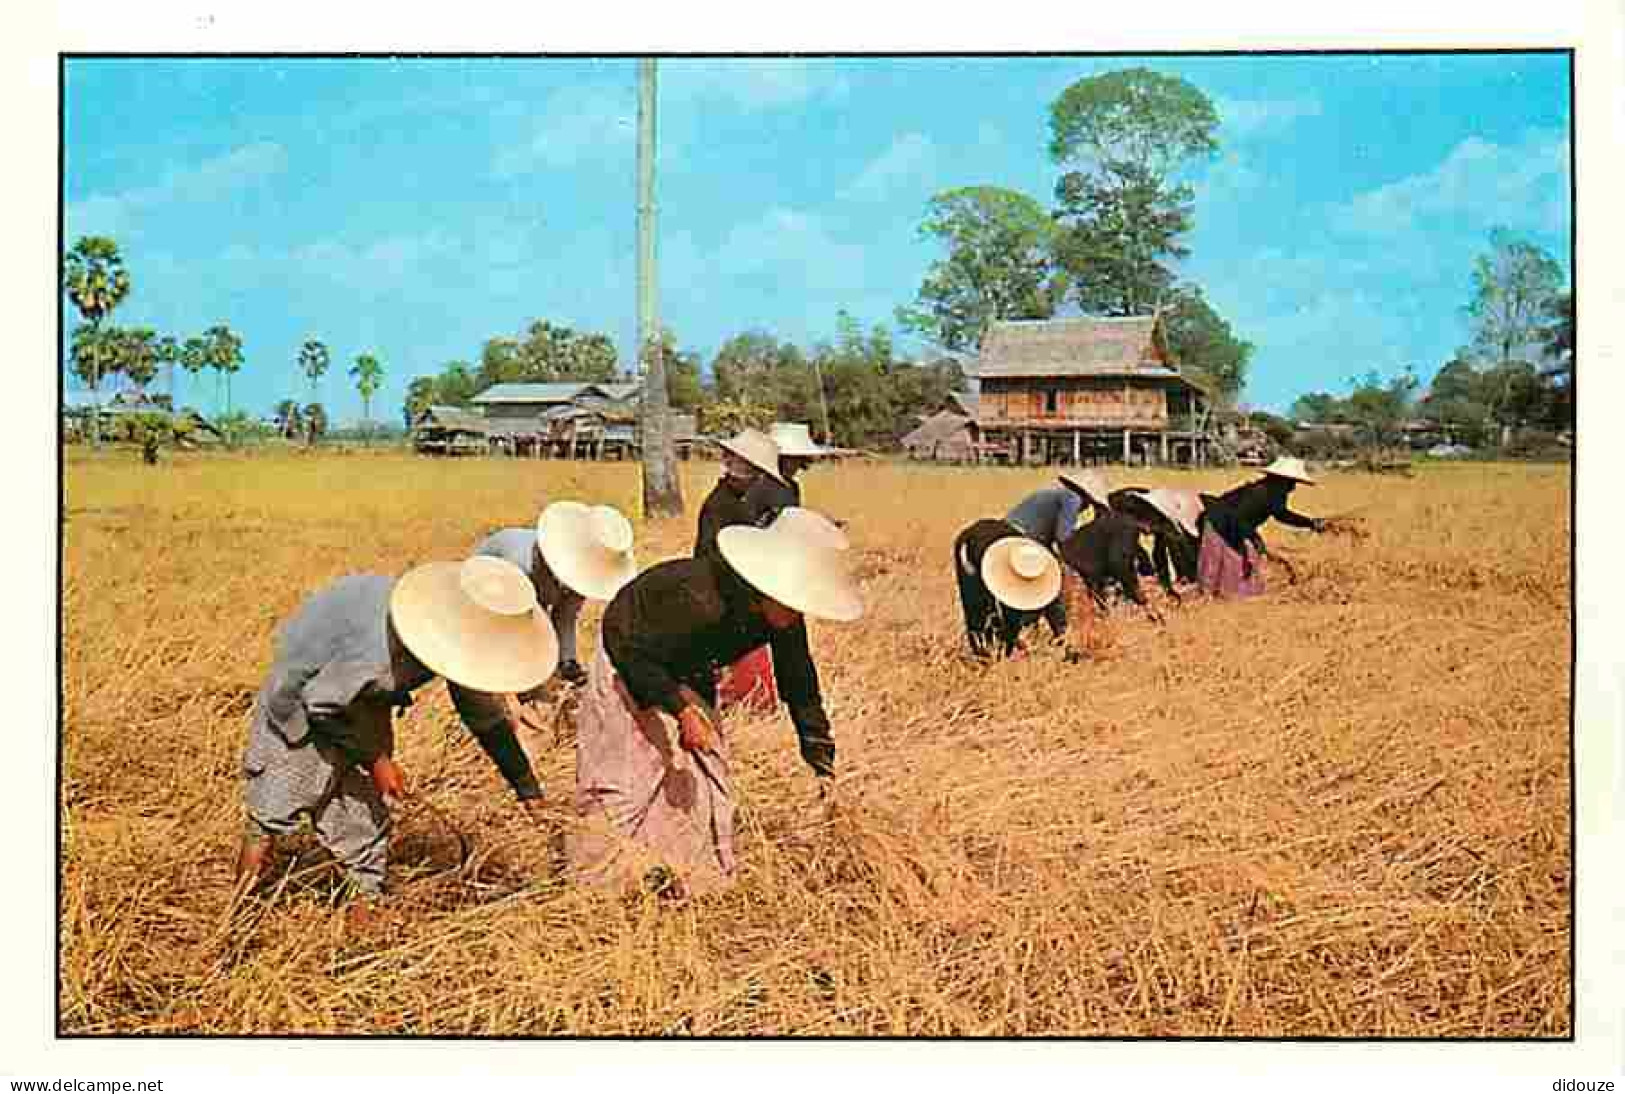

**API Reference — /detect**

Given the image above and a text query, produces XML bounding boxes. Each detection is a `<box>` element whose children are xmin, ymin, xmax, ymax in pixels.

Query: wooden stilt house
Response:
<box><xmin>968</xmin><ymin>315</ymin><xmax>1215</xmax><ymax>466</ymax></box>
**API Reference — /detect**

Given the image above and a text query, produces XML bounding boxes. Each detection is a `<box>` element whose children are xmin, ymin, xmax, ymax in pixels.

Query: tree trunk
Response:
<box><xmin>636</xmin><ymin>58</ymin><xmax>684</xmax><ymax>519</ymax></box>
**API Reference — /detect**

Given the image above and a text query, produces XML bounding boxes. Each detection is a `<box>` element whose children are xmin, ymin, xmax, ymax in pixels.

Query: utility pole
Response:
<box><xmin>636</xmin><ymin>58</ymin><xmax>684</xmax><ymax>518</ymax></box>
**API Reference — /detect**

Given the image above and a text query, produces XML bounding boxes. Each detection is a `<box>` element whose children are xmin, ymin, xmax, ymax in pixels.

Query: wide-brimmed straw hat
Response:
<box><xmin>769</xmin><ymin>421</ymin><xmax>830</xmax><ymax>458</ymax></box>
<box><xmin>1263</xmin><ymin>456</ymin><xmax>1316</xmax><ymax>485</ymax></box>
<box><xmin>981</xmin><ymin>534</ymin><xmax>1062</xmax><ymax>612</ymax></box>
<box><xmin>1058</xmin><ymin>470</ymin><xmax>1110</xmax><ymax>508</ymax></box>
<box><xmin>536</xmin><ymin>501</ymin><xmax>637</xmax><ymax>602</ymax></box>
<box><xmin>1138</xmin><ymin>488</ymin><xmax>1203</xmax><ymax>538</ymax></box>
<box><xmin>390</xmin><ymin>556</ymin><xmax>560</xmax><ymax>694</ymax></box>
<box><xmin>717</xmin><ymin>428</ymin><xmax>786</xmax><ymax>484</ymax></box>
<box><xmin>716</xmin><ymin>507</ymin><xmax>863</xmax><ymax>622</ymax></box>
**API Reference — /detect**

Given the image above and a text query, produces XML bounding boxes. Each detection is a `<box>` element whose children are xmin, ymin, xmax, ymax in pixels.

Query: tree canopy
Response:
<box><xmin>897</xmin><ymin>186</ymin><xmax>1066</xmax><ymax>353</ymax></box>
<box><xmin>1047</xmin><ymin>68</ymin><xmax>1220</xmax><ymax>179</ymax></box>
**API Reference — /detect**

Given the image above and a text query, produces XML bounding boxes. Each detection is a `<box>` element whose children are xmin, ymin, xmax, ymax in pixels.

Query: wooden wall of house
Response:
<box><xmin>977</xmin><ymin>379</ymin><xmax>1169</xmax><ymax>427</ymax></box>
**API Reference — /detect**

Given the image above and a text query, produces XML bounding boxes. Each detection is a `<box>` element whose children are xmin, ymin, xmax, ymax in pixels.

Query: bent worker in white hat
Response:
<box><xmin>234</xmin><ymin>558</ymin><xmax>558</xmax><ymax>913</ymax></box>
<box><xmin>469</xmin><ymin>502</ymin><xmax>635</xmax><ymax>686</ymax></box>
<box><xmin>1197</xmin><ymin>456</ymin><xmax>1327</xmax><ymax>597</ymax></box>
<box><xmin>569</xmin><ymin>507</ymin><xmax>862</xmax><ymax>898</ymax></box>
<box><xmin>743</xmin><ymin>422</ymin><xmax>830</xmax><ymax>521</ymax></box>
<box><xmin>951</xmin><ymin>518</ymin><xmax>1063</xmax><ymax>659</ymax></box>
<box><xmin>456</xmin><ymin>503</ymin><xmax>637</xmax><ymax>775</ymax></box>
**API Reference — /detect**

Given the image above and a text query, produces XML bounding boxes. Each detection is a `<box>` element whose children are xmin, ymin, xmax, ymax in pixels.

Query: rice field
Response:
<box><xmin>59</xmin><ymin>449</ymin><xmax>1572</xmax><ymax>1036</ymax></box>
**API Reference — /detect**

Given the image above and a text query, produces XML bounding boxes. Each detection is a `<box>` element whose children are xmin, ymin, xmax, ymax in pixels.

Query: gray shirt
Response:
<box><xmin>1005</xmin><ymin>487</ymin><xmax>1085</xmax><ymax>550</ymax></box>
<box><xmin>472</xmin><ymin>527</ymin><xmax>583</xmax><ymax>664</ymax></box>
<box><xmin>257</xmin><ymin>575</ymin><xmax>433</xmax><ymax>766</ymax></box>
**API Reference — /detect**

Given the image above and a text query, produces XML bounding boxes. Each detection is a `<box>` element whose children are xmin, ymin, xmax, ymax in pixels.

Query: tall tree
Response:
<box><xmin>1159</xmin><ymin>286</ymin><xmax>1253</xmax><ymax>403</ymax></box>
<box><xmin>155</xmin><ymin>335</ymin><xmax>179</xmax><ymax>405</ymax></box>
<box><xmin>62</xmin><ymin>236</ymin><xmax>132</xmax><ymax>447</ymax></box>
<box><xmin>69</xmin><ymin>325</ymin><xmax>122</xmax><ymax>410</ymax></box>
<box><xmin>1052</xmin><ymin>161</ymin><xmax>1193</xmax><ymax>316</ymax></box>
<box><xmin>1536</xmin><ymin>290</ymin><xmax>1574</xmax><ymax>431</ymax></box>
<box><xmin>298</xmin><ymin>339</ymin><xmax>330</xmax><ymax>444</ymax></box>
<box><xmin>350</xmin><ymin>353</ymin><xmax>384</xmax><ymax>442</ymax></box>
<box><xmin>1048</xmin><ymin>67</ymin><xmax>1221</xmax><ymax>179</ymax></box>
<box><xmin>118</xmin><ymin>327</ymin><xmax>162</xmax><ymax>392</ymax></box>
<box><xmin>1466</xmin><ymin>230</ymin><xmax>1564</xmax><ymax>368</ymax></box>
<box><xmin>636</xmin><ymin>58</ymin><xmax>683</xmax><ymax>518</ymax></box>
<box><xmin>1047</xmin><ymin>69</ymin><xmax>1218</xmax><ymax>318</ymax></box>
<box><xmin>303</xmin><ymin>402</ymin><xmax>329</xmax><ymax>441</ymax></box>
<box><xmin>203</xmin><ymin>324</ymin><xmax>244</xmax><ymax>416</ymax></box>
<box><xmin>179</xmin><ymin>335</ymin><xmax>209</xmax><ymax>410</ymax></box>
<box><xmin>897</xmin><ymin>186</ymin><xmax>1066</xmax><ymax>353</ymax></box>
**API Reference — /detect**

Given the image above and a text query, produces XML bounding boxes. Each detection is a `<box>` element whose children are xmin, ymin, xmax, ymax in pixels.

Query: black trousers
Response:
<box><xmin>953</xmin><ymin>519</ymin><xmax>1066</xmax><ymax>657</ymax></box>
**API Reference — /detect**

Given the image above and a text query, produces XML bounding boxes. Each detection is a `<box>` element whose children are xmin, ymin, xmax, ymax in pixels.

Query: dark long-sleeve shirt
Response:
<box><xmin>694</xmin><ymin>477</ymin><xmax>757</xmax><ymax>561</ymax></box>
<box><xmin>601</xmin><ymin>554</ymin><xmax>836</xmax><ymax>776</ymax></box>
<box><xmin>1202</xmin><ymin>478</ymin><xmax>1317</xmax><ymax>555</ymax></box>
<box><xmin>1107</xmin><ymin>490</ymin><xmax>1197</xmax><ymax>591</ymax></box>
<box><xmin>742</xmin><ymin>469</ymin><xmax>801</xmax><ymax>525</ymax></box>
<box><xmin>1058</xmin><ymin>511</ymin><xmax>1152</xmax><ymax>608</ymax></box>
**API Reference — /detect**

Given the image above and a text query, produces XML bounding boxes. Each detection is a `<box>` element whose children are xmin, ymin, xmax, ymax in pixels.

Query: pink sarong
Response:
<box><xmin>1197</xmin><ymin>526</ymin><xmax>1266</xmax><ymax>599</ymax></box>
<box><xmin>566</xmin><ymin>646</ymin><xmax>737</xmax><ymax>896</ymax></box>
<box><xmin>717</xmin><ymin>645</ymin><xmax>778</xmax><ymax>713</ymax></box>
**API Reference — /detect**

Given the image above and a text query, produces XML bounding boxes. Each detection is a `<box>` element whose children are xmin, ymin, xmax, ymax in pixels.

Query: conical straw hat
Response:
<box><xmin>716</xmin><ymin>507</ymin><xmax>864</xmax><ymax>623</ymax></box>
<box><xmin>1058</xmin><ymin>470</ymin><xmax>1110</xmax><ymax>507</ymax></box>
<box><xmin>769</xmin><ymin>421</ymin><xmax>830</xmax><ymax>458</ymax></box>
<box><xmin>981</xmin><ymin>535</ymin><xmax>1062</xmax><ymax>611</ymax></box>
<box><xmin>1263</xmin><ymin>456</ymin><xmax>1316</xmax><ymax>484</ymax></box>
<box><xmin>717</xmin><ymin>428</ymin><xmax>786</xmax><ymax>484</ymax></box>
<box><xmin>390</xmin><ymin>557</ymin><xmax>559</xmax><ymax>694</ymax></box>
<box><xmin>1139</xmin><ymin>488</ymin><xmax>1203</xmax><ymax>537</ymax></box>
<box><xmin>536</xmin><ymin>501</ymin><xmax>637</xmax><ymax>602</ymax></box>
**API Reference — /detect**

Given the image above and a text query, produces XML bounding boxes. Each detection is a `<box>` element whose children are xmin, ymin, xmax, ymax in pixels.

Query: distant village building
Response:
<box><xmin>966</xmin><ymin>315</ymin><xmax>1215</xmax><ymax>466</ymax></box>
<box><xmin>418</xmin><ymin>380</ymin><xmax>695</xmax><ymax>460</ymax></box>
<box><xmin>900</xmin><ymin>391</ymin><xmax>981</xmax><ymax>463</ymax></box>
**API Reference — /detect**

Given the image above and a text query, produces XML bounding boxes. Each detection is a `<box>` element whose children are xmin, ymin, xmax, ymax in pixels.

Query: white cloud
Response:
<box><xmin>1331</xmin><ymin>128</ymin><xmax>1570</xmax><ymax>238</ymax></box>
<box><xmin>1215</xmin><ymin>96</ymin><xmax>1324</xmax><ymax>139</ymax></box>
<box><xmin>712</xmin><ymin>207</ymin><xmax>869</xmax><ymax>294</ymax></box>
<box><xmin>290</xmin><ymin>231</ymin><xmax>460</xmax><ymax>296</ymax></box>
<box><xmin>663</xmin><ymin>59</ymin><xmax>848</xmax><ymax>111</ymax></box>
<box><xmin>493</xmin><ymin>83</ymin><xmax>636</xmax><ymax>178</ymax></box>
<box><xmin>66</xmin><ymin>141</ymin><xmax>287</xmax><ymax>239</ymax></box>
<box><xmin>842</xmin><ymin>132</ymin><xmax>938</xmax><ymax>203</ymax></box>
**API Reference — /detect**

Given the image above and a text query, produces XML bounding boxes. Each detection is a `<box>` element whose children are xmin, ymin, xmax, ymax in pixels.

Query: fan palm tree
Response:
<box><xmin>350</xmin><ymin>353</ymin><xmax>384</xmax><ymax>443</ymax></box>
<box><xmin>63</xmin><ymin>236</ymin><xmax>132</xmax><ymax>447</ymax></box>
<box><xmin>204</xmin><ymin>325</ymin><xmax>244</xmax><ymax>417</ymax></box>
<box><xmin>298</xmin><ymin>339</ymin><xmax>330</xmax><ymax>445</ymax></box>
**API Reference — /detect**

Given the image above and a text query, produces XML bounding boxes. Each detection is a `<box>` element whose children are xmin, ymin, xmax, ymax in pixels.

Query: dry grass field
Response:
<box><xmin>60</xmin><ymin>450</ymin><xmax>1571</xmax><ymax>1036</ymax></box>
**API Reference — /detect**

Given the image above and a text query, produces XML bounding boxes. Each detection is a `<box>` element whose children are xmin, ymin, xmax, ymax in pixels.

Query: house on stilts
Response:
<box><xmin>967</xmin><ymin>314</ymin><xmax>1216</xmax><ymax>466</ymax></box>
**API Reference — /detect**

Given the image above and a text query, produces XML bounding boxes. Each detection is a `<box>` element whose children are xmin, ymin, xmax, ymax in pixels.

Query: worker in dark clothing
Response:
<box><xmin>694</xmin><ymin>428</ymin><xmax>786</xmax><ymax>561</ymax></box>
<box><xmin>1108</xmin><ymin>487</ymin><xmax>1204</xmax><ymax>595</ymax></box>
<box><xmin>1057</xmin><ymin>507</ymin><xmax>1164</xmax><ymax>623</ymax></box>
<box><xmin>1197</xmin><ymin>456</ymin><xmax>1327</xmax><ymax>597</ymax></box>
<box><xmin>952</xmin><ymin>519</ymin><xmax>1063</xmax><ymax>658</ymax></box>
<box><xmin>1002</xmin><ymin>470</ymin><xmax>1111</xmax><ymax>643</ymax></box>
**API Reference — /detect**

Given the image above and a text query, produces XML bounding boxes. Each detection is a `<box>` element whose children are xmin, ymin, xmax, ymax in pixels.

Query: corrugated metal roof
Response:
<box><xmin>470</xmin><ymin>382</ymin><xmax>593</xmax><ymax>404</ymax></box>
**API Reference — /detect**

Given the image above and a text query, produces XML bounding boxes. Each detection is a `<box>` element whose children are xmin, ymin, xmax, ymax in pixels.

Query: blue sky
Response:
<box><xmin>61</xmin><ymin>53</ymin><xmax>1572</xmax><ymax>422</ymax></box>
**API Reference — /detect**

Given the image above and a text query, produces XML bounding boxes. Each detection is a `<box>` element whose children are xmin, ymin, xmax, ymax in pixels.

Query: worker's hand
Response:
<box><xmin>677</xmin><ymin>704</ymin><xmax>717</xmax><ymax>754</ymax></box>
<box><xmin>370</xmin><ymin>756</ymin><xmax>407</xmax><ymax>802</ymax></box>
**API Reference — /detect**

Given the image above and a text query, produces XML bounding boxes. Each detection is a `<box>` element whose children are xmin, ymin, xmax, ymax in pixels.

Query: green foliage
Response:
<box><xmin>299</xmin><ymin>339</ymin><xmax>331</xmax><ymax>394</ymax></box>
<box><xmin>1342</xmin><ymin>368</ymin><xmax>1419</xmax><ymax>446</ymax></box>
<box><xmin>1248</xmin><ymin>411</ymin><xmax>1296</xmax><ymax>448</ymax></box>
<box><xmin>202</xmin><ymin>324</ymin><xmax>245</xmax><ymax>415</ymax></box>
<box><xmin>273</xmin><ymin>399</ymin><xmax>304</xmax><ymax>439</ymax></box>
<box><xmin>477</xmin><ymin>320</ymin><xmax>619</xmax><ymax>388</ymax></box>
<box><xmin>213</xmin><ymin>410</ymin><xmax>273</xmax><ymax>449</ymax></box>
<box><xmin>642</xmin><ymin>330</ymin><xmax>704</xmax><ymax>411</ymax></box>
<box><xmin>897</xmin><ymin>186</ymin><xmax>1066</xmax><ymax>353</ymax></box>
<box><xmin>351</xmin><ymin>353</ymin><xmax>385</xmax><ymax>435</ymax></box>
<box><xmin>63</xmin><ymin>236</ymin><xmax>131</xmax><ymax>328</ymax></box>
<box><xmin>303</xmin><ymin>402</ymin><xmax>329</xmax><ymax>440</ymax></box>
<box><xmin>1047</xmin><ymin>68</ymin><xmax>1220</xmax><ymax>177</ymax></box>
<box><xmin>69</xmin><ymin>324</ymin><xmax>122</xmax><ymax>391</ymax></box>
<box><xmin>1466</xmin><ymin>229</ymin><xmax>1564</xmax><ymax>367</ymax></box>
<box><xmin>1052</xmin><ymin>162</ymin><xmax>1192</xmax><ymax>317</ymax></box>
<box><xmin>1159</xmin><ymin>285</ymin><xmax>1251</xmax><ymax>402</ymax></box>
<box><xmin>1289</xmin><ymin>392</ymin><xmax>1346</xmax><ymax>425</ymax></box>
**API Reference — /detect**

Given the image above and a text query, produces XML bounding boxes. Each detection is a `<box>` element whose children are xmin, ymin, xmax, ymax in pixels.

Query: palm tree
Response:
<box><xmin>298</xmin><ymin>339</ymin><xmax>330</xmax><ymax>445</ymax></box>
<box><xmin>273</xmin><ymin>399</ymin><xmax>304</xmax><ymax>440</ymax></box>
<box><xmin>155</xmin><ymin>335</ymin><xmax>179</xmax><ymax>406</ymax></box>
<box><xmin>204</xmin><ymin>325</ymin><xmax>244</xmax><ymax>416</ymax></box>
<box><xmin>350</xmin><ymin>353</ymin><xmax>384</xmax><ymax>443</ymax></box>
<box><xmin>179</xmin><ymin>335</ymin><xmax>209</xmax><ymax>410</ymax></box>
<box><xmin>63</xmin><ymin>236</ymin><xmax>132</xmax><ymax>447</ymax></box>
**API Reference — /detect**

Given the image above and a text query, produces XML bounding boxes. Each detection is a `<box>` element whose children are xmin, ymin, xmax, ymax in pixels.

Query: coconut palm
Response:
<box><xmin>350</xmin><ymin>353</ymin><xmax>384</xmax><ymax>443</ymax></box>
<box><xmin>63</xmin><ymin>236</ymin><xmax>132</xmax><ymax>447</ymax></box>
